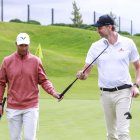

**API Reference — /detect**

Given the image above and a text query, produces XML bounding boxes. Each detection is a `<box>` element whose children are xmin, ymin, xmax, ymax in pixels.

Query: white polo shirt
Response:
<box><xmin>86</xmin><ymin>34</ymin><xmax>139</xmax><ymax>88</ymax></box>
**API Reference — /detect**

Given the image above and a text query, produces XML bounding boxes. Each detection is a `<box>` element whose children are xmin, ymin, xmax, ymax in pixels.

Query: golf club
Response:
<box><xmin>59</xmin><ymin>40</ymin><xmax>109</xmax><ymax>99</ymax></box>
<box><xmin>124</xmin><ymin>97</ymin><xmax>132</xmax><ymax>119</ymax></box>
<box><xmin>0</xmin><ymin>97</ymin><xmax>7</xmax><ymax>120</ymax></box>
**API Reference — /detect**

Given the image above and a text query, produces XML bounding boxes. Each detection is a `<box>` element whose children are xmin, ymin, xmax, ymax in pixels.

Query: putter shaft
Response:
<box><xmin>59</xmin><ymin>40</ymin><xmax>109</xmax><ymax>99</ymax></box>
<box><xmin>0</xmin><ymin>97</ymin><xmax>7</xmax><ymax>119</ymax></box>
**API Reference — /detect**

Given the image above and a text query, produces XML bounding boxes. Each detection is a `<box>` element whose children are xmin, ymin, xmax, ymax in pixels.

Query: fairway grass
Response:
<box><xmin>0</xmin><ymin>99</ymin><xmax>140</xmax><ymax>140</ymax></box>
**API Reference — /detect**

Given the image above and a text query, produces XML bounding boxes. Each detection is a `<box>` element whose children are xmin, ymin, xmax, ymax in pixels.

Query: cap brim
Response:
<box><xmin>91</xmin><ymin>23</ymin><xmax>103</xmax><ymax>27</ymax></box>
<box><xmin>17</xmin><ymin>41</ymin><xmax>30</xmax><ymax>45</ymax></box>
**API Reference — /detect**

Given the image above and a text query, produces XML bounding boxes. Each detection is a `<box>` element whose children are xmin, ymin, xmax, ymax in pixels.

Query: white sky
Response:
<box><xmin>1</xmin><ymin>0</ymin><xmax>140</xmax><ymax>34</ymax></box>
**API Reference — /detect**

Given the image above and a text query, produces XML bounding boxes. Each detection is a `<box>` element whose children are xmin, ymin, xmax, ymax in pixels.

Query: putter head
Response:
<box><xmin>124</xmin><ymin>112</ymin><xmax>132</xmax><ymax>119</ymax></box>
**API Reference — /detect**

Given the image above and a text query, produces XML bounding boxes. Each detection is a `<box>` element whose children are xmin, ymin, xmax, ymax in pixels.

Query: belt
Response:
<box><xmin>100</xmin><ymin>84</ymin><xmax>132</xmax><ymax>92</ymax></box>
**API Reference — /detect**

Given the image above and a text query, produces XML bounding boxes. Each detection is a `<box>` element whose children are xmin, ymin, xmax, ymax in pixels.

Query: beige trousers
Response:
<box><xmin>100</xmin><ymin>88</ymin><xmax>131</xmax><ymax>140</ymax></box>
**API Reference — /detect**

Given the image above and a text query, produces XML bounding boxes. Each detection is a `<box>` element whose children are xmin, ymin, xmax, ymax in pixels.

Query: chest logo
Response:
<box><xmin>118</xmin><ymin>48</ymin><xmax>124</xmax><ymax>52</ymax></box>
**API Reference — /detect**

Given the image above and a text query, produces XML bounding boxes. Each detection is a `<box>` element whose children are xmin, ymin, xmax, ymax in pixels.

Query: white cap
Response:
<box><xmin>16</xmin><ymin>33</ymin><xmax>30</xmax><ymax>45</ymax></box>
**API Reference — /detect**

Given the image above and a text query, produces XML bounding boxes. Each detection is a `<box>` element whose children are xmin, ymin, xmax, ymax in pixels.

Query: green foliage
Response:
<box><xmin>9</xmin><ymin>18</ymin><xmax>41</xmax><ymax>25</ymax></box>
<box><xmin>71</xmin><ymin>1</ymin><xmax>83</xmax><ymax>27</ymax></box>
<box><xmin>134</xmin><ymin>33</ymin><xmax>140</xmax><ymax>36</ymax></box>
<box><xmin>118</xmin><ymin>31</ymin><xmax>131</xmax><ymax>35</ymax></box>
<box><xmin>27</xmin><ymin>20</ymin><xmax>41</xmax><ymax>25</ymax></box>
<box><xmin>79</xmin><ymin>24</ymin><xmax>96</xmax><ymax>30</ymax></box>
<box><xmin>9</xmin><ymin>18</ymin><xmax>22</xmax><ymax>23</ymax></box>
<box><xmin>52</xmin><ymin>23</ymin><xmax>96</xmax><ymax>31</ymax></box>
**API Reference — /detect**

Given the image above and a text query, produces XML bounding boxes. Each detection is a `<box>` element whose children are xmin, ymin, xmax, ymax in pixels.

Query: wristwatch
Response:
<box><xmin>133</xmin><ymin>83</ymin><xmax>139</xmax><ymax>88</ymax></box>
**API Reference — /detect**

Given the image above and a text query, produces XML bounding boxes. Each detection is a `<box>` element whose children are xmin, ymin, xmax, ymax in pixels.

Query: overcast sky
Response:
<box><xmin>1</xmin><ymin>0</ymin><xmax>140</xmax><ymax>34</ymax></box>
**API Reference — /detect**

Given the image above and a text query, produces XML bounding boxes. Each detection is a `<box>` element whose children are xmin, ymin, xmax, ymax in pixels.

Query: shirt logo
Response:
<box><xmin>118</xmin><ymin>48</ymin><xmax>124</xmax><ymax>52</ymax></box>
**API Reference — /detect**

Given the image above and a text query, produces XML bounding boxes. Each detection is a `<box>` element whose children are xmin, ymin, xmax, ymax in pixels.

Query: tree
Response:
<box><xmin>109</xmin><ymin>11</ymin><xmax>119</xmax><ymax>31</ymax></box>
<box><xmin>71</xmin><ymin>1</ymin><xmax>83</xmax><ymax>27</ymax></box>
<box><xmin>109</xmin><ymin>11</ymin><xmax>117</xmax><ymax>23</ymax></box>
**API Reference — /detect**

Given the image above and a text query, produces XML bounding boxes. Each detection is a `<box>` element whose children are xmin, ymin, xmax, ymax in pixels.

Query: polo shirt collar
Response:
<box><xmin>15</xmin><ymin>52</ymin><xmax>30</xmax><ymax>60</ymax></box>
<box><xmin>116</xmin><ymin>33</ymin><xmax>123</xmax><ymax>43</ymax></box>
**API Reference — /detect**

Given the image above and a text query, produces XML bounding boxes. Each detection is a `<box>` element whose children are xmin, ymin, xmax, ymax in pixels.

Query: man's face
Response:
<box><xmin>97</xmin><ymin>25</ymin><xmax>112</xmax><ymax>38</ymax></box>
<box><xmin>17</xmin><ymin>44</ymin><xmax>29</xmax><ymax>57</ymax></box>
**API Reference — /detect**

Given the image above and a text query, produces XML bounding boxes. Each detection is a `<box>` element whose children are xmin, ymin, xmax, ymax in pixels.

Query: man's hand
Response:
<box><xmin>131</xmin><ymin>86</ymin><xmax>140</xmax><ymax>97</ymax></box>
<box><xmin>76</xmin><ymin>70</ymin><xmax>88</xmax><ymax>80</ymax></box>
<box><xmin>52</xmin><ymin>92</ymin><xmax>63</xmax><ymax>101</ymax></box>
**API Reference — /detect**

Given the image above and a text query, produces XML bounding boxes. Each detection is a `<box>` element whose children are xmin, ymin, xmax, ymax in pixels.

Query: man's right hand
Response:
<box><xmin>76</xmin><ymin>70</ymin><xmax>88</xmax><ymax>80</ymax></box>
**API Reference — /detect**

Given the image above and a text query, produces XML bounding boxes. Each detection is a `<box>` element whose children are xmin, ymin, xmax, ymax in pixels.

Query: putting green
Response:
<box><xmin>0</xmin><ymin>99</ymin><xmax>139</xmax><ymax>139</ymax></box>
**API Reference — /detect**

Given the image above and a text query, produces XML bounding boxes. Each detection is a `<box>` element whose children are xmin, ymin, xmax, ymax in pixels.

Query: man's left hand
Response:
<box><xmin>131</xmin><ymin>86</ymin><xmax>140</xmax><ymax>97</ymax></box>
<box><xmin>52</xmin><ymin>92</ymin><xmax>63</xmax><ymax>101</ymax></box>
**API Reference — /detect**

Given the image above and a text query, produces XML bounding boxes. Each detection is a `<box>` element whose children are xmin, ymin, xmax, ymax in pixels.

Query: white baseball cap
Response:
<box><xmin>16</xmin><ymin>33</ymin><xmax>30</xmax><ymax>45</ymax></box>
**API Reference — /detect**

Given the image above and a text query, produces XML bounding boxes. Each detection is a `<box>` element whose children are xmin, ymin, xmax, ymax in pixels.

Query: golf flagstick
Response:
<box><xmin>59</xmin><ymin>40</ymin><xmax>109</xmax><ymax>99</ymax></box>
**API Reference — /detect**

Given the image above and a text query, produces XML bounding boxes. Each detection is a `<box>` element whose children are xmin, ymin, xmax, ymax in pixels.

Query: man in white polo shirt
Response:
<box><xmin>76</xmin><ymin>14</ymin><xmax>140</xmax><ymax>140</ymax></box>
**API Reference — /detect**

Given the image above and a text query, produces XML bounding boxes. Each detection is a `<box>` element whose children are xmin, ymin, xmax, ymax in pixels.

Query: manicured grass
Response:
<box><xmin>0</xmin><ymin>98</ymin><xmax>140</xmax><ymax>140</ymax></box>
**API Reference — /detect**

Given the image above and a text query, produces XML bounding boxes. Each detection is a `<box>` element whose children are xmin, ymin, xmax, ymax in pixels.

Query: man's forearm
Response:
<box><xmin>133</xmin><ymin>60</ymin><xmax>140</xmax><ymax>85</ymax></box>
<box><xmin>134</xmin><ymin>67</ymin><xmax>140</xmax><ymax>85</ymax></box>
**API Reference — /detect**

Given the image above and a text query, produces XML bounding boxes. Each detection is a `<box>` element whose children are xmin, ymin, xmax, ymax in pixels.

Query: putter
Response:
<box><xmin>59</xmin><ymin>40</ymin><xmax>109</xmax><ymax>99</ymax></box>
<box><xmin>124</xmin><ymin>97</ymin><xmax>132</xmax><ymax>119</ymax></box>
<box><xmin>0</xmin><ymin>97</ymin><xmax>7</xmax><ymax>120</ymax></box>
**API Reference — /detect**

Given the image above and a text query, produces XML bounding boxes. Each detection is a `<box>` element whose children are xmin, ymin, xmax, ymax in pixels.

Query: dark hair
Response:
<box><xmin>112</xmin><ymin>25</ymin><xmax>116</xmax><ymax>31</ymax></box>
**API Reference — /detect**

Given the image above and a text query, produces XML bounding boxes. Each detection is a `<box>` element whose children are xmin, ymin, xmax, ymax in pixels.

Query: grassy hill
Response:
<box><xmin>0</xmin><ymin>22</ymin><xmax>140</xmax><ymax>140</ymax></box>
<box><xmin>0</xmin><ymin>22</ymin><xmax>140</xmax><ymax>99</ymax></box>
<box><xmin>0</xmin><ymin>22</ymin><xmax>99</xmax><ymax>75</ymax></box>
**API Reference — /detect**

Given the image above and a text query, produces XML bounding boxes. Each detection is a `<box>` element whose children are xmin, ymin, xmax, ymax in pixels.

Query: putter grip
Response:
<box><xmin>59</xmin><ymin>78</ymin><xmax>78</xmax><ymax>99</ymax></box>
<box><xmin>0</xmin><ymin>97</ymin><xmax>7</xmax><ymax>119</ymax></box>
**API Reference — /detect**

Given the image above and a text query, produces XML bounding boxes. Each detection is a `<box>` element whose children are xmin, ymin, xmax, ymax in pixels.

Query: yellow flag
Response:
<box><xmin>35</xmin><ymin>44</ymin><xmax>43</xmax><ymax>59</ymax></box>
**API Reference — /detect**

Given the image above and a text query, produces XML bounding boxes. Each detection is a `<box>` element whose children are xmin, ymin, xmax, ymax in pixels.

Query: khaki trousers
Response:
<box><xmin>100</xmin><ymin>88</ymin><xmax>131</xmax><ymax>140</ymax></box>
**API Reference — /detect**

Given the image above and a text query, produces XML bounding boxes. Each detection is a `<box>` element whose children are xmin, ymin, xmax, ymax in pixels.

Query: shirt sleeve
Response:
<box><xmin>0</xmin><ymin>60</ymin><xmax>7</xmax><ymax>102</ymax></box>
<box><xmin>38</xmin><ymin>59</ymin><xmax>56</xmax><ymax>95</ymax></box>
<box><xmin>85</xmin><ymin>44</ymin><xmax>95</xmax><ymax>64</ymax></box>
<box><xmin>129</xmin><ymin>40</ymin><xmax>140</xmax><ymax>62</ymax></box>
<box><xmin>85</xmin><ymin>43</ymin><xmax>99</xmax><ymax>65</ymax></box>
